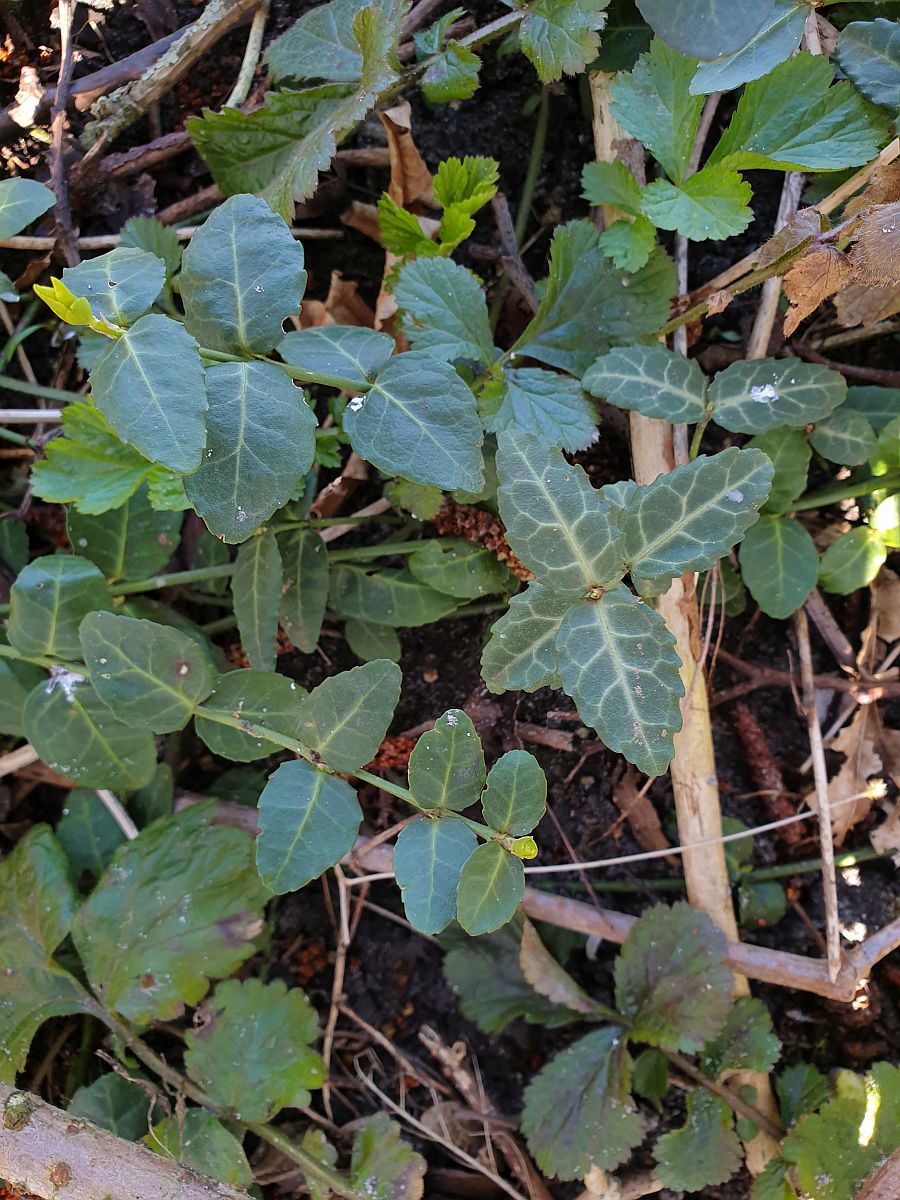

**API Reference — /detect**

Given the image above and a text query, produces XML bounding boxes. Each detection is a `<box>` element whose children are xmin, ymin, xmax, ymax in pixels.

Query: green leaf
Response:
<box><xmin>843</xmin><ymin>385</ymin><xmax>900</xmax><ymax>430</ymax></box>
<box><xmin>0</xmin><ymin>517</ymin><xmax>27</xmax><ymax>575</ymax></box>
<box><xmin>57</xmin><ymin>789</ymin><xmax>127</xmax><ymax>880</ymax></box>
<box><xmin>496</xmin><ymin>432</ymin><xmax>624</xmax><ymax>594</ymax></box>
<box><xmin>748</xmin><ymin>427</ymin><xmax>810</xmax><ymax>515</ymax></box>
<box><xmin>68</xmin><ymin>1073</ymin><xmax>159</xmax><ymax>1140</ymax></box>
<box><xmin>8</xmin><ymin>554</ymin><xmax>112</xmax><ymax>659</ymax></box>
<box><xmin>80</xmin><ymin>612</ymin><xmax>215</xmax><ymax>733</ymax></box>
<box><xmin>631</xmin><ymin>1047</ymin><xmax>668</xmax><ymax>1109</ymax></box>
<box><xmin>0</xmin><ymin>826</ymin><xmax>93</xmax><ymax>1083</ymax></box>
<box><xmin>751</xmin><ymin>1159</ymin><xmax>797</xmax><ymax>1200</ymax></box>
<box><xmin>394</xmin><ymin>816</ymin><xmax>478</xmax><ymax>933</ymax></box>
<box><xmin>185</xmin><ymin>361</ymin><xmax>316</xmax><ymax>543</ymax></box>
<box><xmin>120</xmin><ymin>215</ymin><xmax>182</xmax><ymax>279</ymax></box>
<box><xmin>871</xmin><ymin>494</ymin><xmax>900</xmax><ymax>548</ymax></box>
<box><xmin>739</xmin><ymin>515</ymin><xmax>818</xmax><ymax>618</ymax></box>
<box><xmin>620</xmin><ymin>448</ymin><xmax>773</xmax><ymax>584</ymax></box>
<box><xmin>298</xmin><ymin>659</ymin><xmax>400</xmax><ymax>772</ymax></box>
<box><xmin>776</xmin><ymin>1063</ymin><xmax>829</xmax><ymax>1128</ymax></box>
<box><xmin>24</xmin><ymin>676</ymin><xmax>157</xmax><ymax>790</ymax></box>
<box><xmin>432</xmin><ymin>156</ymin><xmax>498</xmax><ymax>214</ymax></box>
<box><xmin>349</xmin><ymin>1112</ymin><xmax>427</xmax><ymax>1200</ymax></box>
<box><xmin>614</xmin><ymin>902</ymin><xmax>734</xmax><ymax>1051</ymax></box>
<box><xmin>818</xmin><ymin>526</ymin><xmax>887</xmax><ymax>594</ymax></box>
<box><xmin>456</xmin><ymin>840</ymin><xmax>524</xmax><ymax>935</ymax></box>
<box><xmin>278</xmin><ymin>528</ymin><xmax>328</xmax><ymax>653</ymax></box>
<box><xmin>0</xmin><ymin>656</ymin><xmax>44</xmax><ymax>737</ymax></box>
<box><xmin>195</xmin><ymin>669</ymin><xmax>307</xmax><ymax>762</ymax></box>
<box><xmin>408</xmin><ymin>708</ymin><xmax>486</xmax><ymax>812</ymax></box>
<box><xmin>481</xmin><ymin>582</ymin><xmax>569</xmax><ymax>693</ymax></box>
<box><xmin>422</xmin><ymin>40</ymin><xmax>480</xmax><ymax>103</ymax></box>
<box><xmin>708</xmin><ymin>53</ymin><xmax>889</xmax><ymax>173</ymax></box>
<box><xmin>782</xmin><ymin>1098</ymin><xmax>882</xmax><ymax>1200</ymax></box>
<box><xmin>385</xmin><ymin>479</ymin><xmax>445</xmax><ymax>520</ymax></box>
<box><xmin>145</xmin><ymin>1110</ymin><xmax>253</xmax><ymax>1188</ymax></box>
<box><xmin>556</xmin><ymin>586</ymin><xmax>683</xmax><ymax>777</ymax></box>
<box><xmin>611</xmin><ymin>39</ymin><xmax>704</xmax><ymax>183</ymax></box>
<box><xmin>377</xmin><ymin>194</ymin><xmax>437</xmax><ymax>258</ymax></box>
<box><xmin>593</xmin><ymin>0</ymin><xmax>651</xmax><ymax>71</ymax></box>
<box><xmin>231</xmin><ymin>531</ymin><xmax>283</xmax><ymax>671</ymax></box>
<box><xmin>581</xmin><ymin>159</ymin><xmax>643</xmax><ymax>214</ymax></box>
<box><xmin>641</xmin><ymin>165</ymin><xmax>753</xmax><ymax>240</ymax></box>
<box><xmin>73</xmin><ymin>806</ymin><xmax>269</xmax><ymax>1022</ymax></box>
<box><xmin>343</xmin><ymin>352</ymin><xmax>484</xmax><ymax>492</ymax></box>
<box><xmin>481</xmin><ymin>368</ymin><xmax>598</xmax><ymax>453</ymax></box>
<box><xmin>279</xmin><ymin>325</ymin><xmax>394</xmax><ymax>388</ymax></box>
<box><xmin>481</xmin><ymin>750</ymin><xmax>546</xmax><ymax>835</ymax></box>
<box><xmin>180</xmin><ymin>194</ymin><xmax>306</xmax><ymax>355</ymax></box>
<box><xmin>521</xmin><ymin>1026</ymin><xmax>643</xmax><ymax>1180</ymax></box>
<box><xmin>635</xmin><ymin>0</ymin><xmax>773</xmax><ymax>59</ymax></box>
<box><xmin>344</xmin><ymin>618</ymin><xmax>401</xmax><ymax>662</ymax></box>
<box><xmin>0</xmin><ymin>268</ymin><xmax>17</xmax><ymax>302</ymax></box>
<box><xmin>265</xmin><ymin>0</ymin><xmax>378</xmax><ymax>82</ymax></box>
<box><xmin>598</xmin><ymin>214</ymin><xmax>657</xmax><ymax>270</ymax></box>
<box><xmin>90</xmin><ymin>313</ymin><xmax>208</xmax><ymax>473</ymax></box>
<box><xmin>129</xmin><ymin>762</ymin><xmax>174</xmax><ymax>828</ymax></box>
<box><xmin>515</xmin><ymin>221</ymin><xmax>676</xmax><ymax>374</ymax></box>
<box><xmin>62</xmin><ymin>248</ymin><xmax>165</xmax><ymax>327</ymax></box>
<box><xmin>836</xmin><ymin>19</ymin><xmax>900</xmax><ymax>113</ymax></box>
<box><xmin>809</xmin><ymin>407</ymin><xmax>878</xmax><ymax>466</ymax></box>
<box><xmin>66</xmin><ymin>484</ymin><xmax>181</xmax><ymax>581</ymax></box>
<box><xmin>690</xmin><ymin>1</ymin><xmax>807</xmax><ymax>95</ymax></box>
<box><xmin>871</xmin><ymin>413</ymin><xmax>900</xmax><ymax>476</ymax></box>
<box><xmin>408</xmin><ymin>538</ymin><xmax>512</xmax><ymax>599</ymax></box>
<box><xmin>519</xmin><ymin>0</ymin><xmax>609</xmax><ymax>82</ymax></box>
<box><xmin>585</xmin><ymin>344</ymin><xmax>708</xmax><ymax>423</ymax></box>
<box><xmin>654</xmin><ymin>1091</ymin><xmax>743</xmax><ymax>1192</ymax></box>
<box><xmin>708</xmin><ymin>359</ymin><xmax>847</xmax><ymax>433</ymax></box>
<box><xmin>0</xmin><ymin>177</ymin><xmax>55</xmax><ymax>240</ymax></box>
<box><xmin>185</xmin><ymin>977</ymin><xmax>324</xmax><ymax>1120</ymax></box>
<box><xmin>329</xmin><ymin>565</ymin><xmax>459</xmax><ymax>627</ymax></box>
<box><xmin>700</xmin><ymin>997</ymin><xmax>781</xmax><ymax>1075</ymax></box>
<box><xmin>256</xmin><ymin>757</ymin><xmax>362</xmax><ymax>891</ymax></box>
<box><xmin>394</xmin><ymin>258</ymin><xmax>494</xmax><ymax>366</ymax></box>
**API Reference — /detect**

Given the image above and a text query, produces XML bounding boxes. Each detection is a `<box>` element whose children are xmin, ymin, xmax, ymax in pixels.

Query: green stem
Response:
<box><xmin>260</xmin><ymin>355</ymin><xmax>366</xmax><ymax>393</ymax></box>
<box><xmin>688</xmin><ymin>412</ymin><xmax>712</xmax><ymax>460</ymax></box>
<box><xmin>0</xmin><ymin>425</ymin><xmax>35</xmax><ymax>447</ymax></box>
<box><xmin>112</xmin><ymin>563</ymin><xmax>236</xmax><ymax>596</ymax></box>
<box><xmin>514</xmin><ymin>86</ymin><xmax>550</xmax><ymax>246</ymax></box>
<box><xmin>326</xmin><ymin>540</ymin><xmax>424</xmax><ymax>562</ymax></box>
<box><xmin>792</xmin><ymin>472</ymin><xmax>900</xmax><ymax>512</ymax></box>
<box><xmin>746</xmin><ymin>845</ymin><xmax>887</xmax><ymax>883</ymax></box>
<box><xmin>0</xmin><ymin>643</ymin><xmax>83</xmax><ymax>672</ymax></box>
<box><xmin>200</xmin><ymin>614</ymin><xmax>238</xmax><ymax>636</ymax></box>
<box><xmin>0</xmin><ymin>374</ymin><xmax>81</xmax><ymax>404</ymax></box>
<box><xmin>665</xmin><ymin>1049</ymin><xmax>783</xmax><ymax>1140</ymax></box>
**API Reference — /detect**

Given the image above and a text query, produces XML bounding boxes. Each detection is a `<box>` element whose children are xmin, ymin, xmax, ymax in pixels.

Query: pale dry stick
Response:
<box><xmin>322</xmin><ymin>865</ymin><xmax>352</xmax><ymax>1122</ymax></box>
<box><xmin>94</xmin><ymin>789</ymin><xmax>139</xmax><ymax>840</ymax></box>
<box><xmin>794</xmin><ymin>607</ymin><xmax>842</xmax><ymax>981</ymax></box>
<box><xmin>223</xmin><ymin>0</ymin><xmax>270</xmax><ymax>109</ymax></box>
<box><xmin>1</xmin><ymin>226</ymin><xmax>343</xmax><ymax>251</ymax></box>
<box><xmin>338</xmin><ymin>1004</ymin><xmax>452</xmax><ymax>1097</ymax></box>
<box><xmin>49</xmin><ymin>0</ymin><xmax>79</xmax><ymax>269</ymax></box>
<box><xmin>320</xmin><ymin>498</ymin><xmax>393</xmax><ymax>543</ymax></box>
<box><xmin>0</xmin><ymin>410</ymin><xmax>63</xmax><ymax>423</ymax></box>
<box><xmin>0</xmin><ymin>743</ymin><xmax>40</xmax><ymax>778</ymax></box>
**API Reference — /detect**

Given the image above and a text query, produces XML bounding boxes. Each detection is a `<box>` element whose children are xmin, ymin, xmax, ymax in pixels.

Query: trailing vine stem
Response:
<box><xmin>665</xmin><ymin>1050</ymin><xmax>783</xmax><ymax>1141</ymax></box>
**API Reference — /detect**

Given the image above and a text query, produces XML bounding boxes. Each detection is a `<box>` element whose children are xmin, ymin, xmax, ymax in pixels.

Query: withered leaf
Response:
<box><xmin>783</xmin><ymin>247</ymin><xmax>853</xmax><ymax>335</ymax></box>
<box><xmin>753</xmin><ymin>208</ymin><xmax>825</xmax><ymax>272</ymax></box>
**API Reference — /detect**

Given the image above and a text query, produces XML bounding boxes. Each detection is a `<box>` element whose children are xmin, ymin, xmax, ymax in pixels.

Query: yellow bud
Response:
<box><xmin>509</xmin><ymin>835</ymin><xmax>538</xmax><ymax>860</ymax></box>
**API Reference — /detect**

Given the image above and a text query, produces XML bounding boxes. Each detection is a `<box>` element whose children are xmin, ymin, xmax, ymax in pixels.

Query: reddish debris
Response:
<box><xmin>365</xmin><ymin>735</ymin><xmax>417</xmax><ymax>772</ymax></box>
<box><xmin>432</xmin><ymin>499</ymin><xmax>533</xmax><ymax>581</ymax></box>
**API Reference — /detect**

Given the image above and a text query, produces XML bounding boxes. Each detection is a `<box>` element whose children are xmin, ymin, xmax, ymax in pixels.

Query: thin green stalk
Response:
<box><xmin>326</xmin><ymin>540</ymin><xmax>424</xmax><ymax>562</ymax></box>
<box><xmin>0</xmin><ymin>374</ymin><xmax>81</xmax><ymax>404</ymax></box>
<box><xmin>747</xmin><ymin>845</ymin><xmax>888</xmax><ymax>883</ymax></box>
<box><xmin>260</xmin><ymin>355</ymin><xmax>365</xmax><ymax>393</ymax></box>
<box><xmin>666</xmin><ymin>1049</ymin><xmax>782</xmax><ymax>1140</ymax></box>
<box><xmin>514</xmin><ymin>87</ymin><xmax>550</xmax><ymax>246</ymax></box>
<box><xmin>792</xmin><ymin>472</ymin><xmax>900</xmax><ymax>512</ymax></box>
<box><xmin>112</xmin><ymin>562</ymin><xmax>236</xmax><ymax>596</ymax></box>
<box><xmin>688</xmin><ymin>412</ymin><xmax>712</xmax><ymax>460</ymax></box>
<box><xmin>200</xmin><ymin>614</ymin><xmax>238</xmax><ymax>636</ymax></box>
<box><xmin>0</xmin><ymin>425</ymin><xmax>35</xmax><ymax>447</ymax></box>
<box><xmin>0</xmin><ymin>642</ymin><xmax>83</xmax><ymax>672</ymax></box>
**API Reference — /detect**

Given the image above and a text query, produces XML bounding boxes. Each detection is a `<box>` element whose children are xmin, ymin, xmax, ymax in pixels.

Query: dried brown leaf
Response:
<box><xmin>835</xmin><ymin>279</ymin><xmax>900</xmax><ymax>328</ymax></box>
<box><xmin>753</xmin><ymin>208</ymin><xmax>825</xmax><ymax>272</ymax></box>
<box><xmin>848</xmin><ymin>202</ymin><xmax>900</xmax><ymax>286</ymax></box>
<box><xmin>380</xmin><ymin>101</ymin><xmax>434</xmax><ymax>208</ymax></box>
<box><xmin>299</xmin><ymin>270</ymin><xmax>376</xmax><ymax>329</ymax></box>
<box><xmin>706</xmin><ymin>288</ymin><xmax>734</xmax><ymax>316</ymax></box>
<box><xmin>870</xmin><ymin>799</ymin><xmax>900</xmax><ymax>865</ymax></box>
<box><xmin>806</xmin><ymin>708</ymin><xmax>883</xmax><ymax>842</ymax></box>
<box><xmin>872</xmin><ymin>569</ymin><xmax>900</xmax><ymax>644</ymax></box>
<box><xmin>612</xmin><ymin>765</ymin><xmax>672</xmax><ymax>855</ymax></box>
<box><xmin>783</xmin><ymin>247</ymin><xmax>853</xmax><ymax>335</ymax></box>
<box><xmin>519</xmin><ymin>919</ymin><xmax>601</xmax><ymax>1016</ymax></box>
<box><xmin>846</xmin><ymin>160</ymin><xmax>900</xmax><ymax>217</ymax></box>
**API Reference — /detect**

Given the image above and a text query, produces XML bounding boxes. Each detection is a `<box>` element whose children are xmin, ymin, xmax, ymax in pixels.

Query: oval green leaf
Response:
<box><xmin>8</xmin><ymin>554</ymin><xmax>112</xmax><ymax>659</ymax></box>
<box><xmin>709</xmin><ymin>359</ymin><xmax>846</xmax><ymax>434</ymax></box>
<box><xmin>231</xmin><ymin>531</ymin><xmax>283</xmax><ymax>671</ymax></box>
<box><xmin>297</xmin><ymin>659</ymin><xmax>401</xmax><ymax>773</ymax></box>
<box><xmin>394</xmin><ymin>817</ymin><xmax>478</xmax><ymax>934</ymax></box>
<box><xmin>481</xmin><ymin>750</ymin><xmax>547</xmax><ymax>836</ymax></box>
<box><xmin>408</xmin><ymin>708</ymin><xmax>486</xmax><ymax>813</ymax></box>
<box><xmin>456</xmin><ymin>840</ymin><xmax>524</xmax><ymax>936</ymax></box>
<box><xmin>738</xmin><ymin>515</ymin><xmax>817</xmax><ymax>618</ymax></box>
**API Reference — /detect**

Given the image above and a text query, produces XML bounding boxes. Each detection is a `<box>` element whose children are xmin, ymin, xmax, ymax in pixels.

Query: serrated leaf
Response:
<box><xmin>481</xmin><ymin>582</ymin><xmax>569</xmax><ymax>693</ymax></box>
<box><xmin>598</xmin><ymin>214</ymin><xmax>657</xmax><ymax>271</ymax></box>
<box><xmin>614</xmin><ymin>903</ymin><xmax>734</xmax><ymax>1051</ymax></box>
<box><xmin>818</xmin><ymin>526</ymin><xmax>887</xmax><ymax>595</ymax></box>
<box><xmin>701</xmin><ymin>996</ymin><xmax>781</xmax><ymax>1075</ymax></box>
<box><xmin>654</xmin><ymin>1091</ymin><xmax>742</xmax><ymax>1192</ymax></box>
<box><xmin>809</xmin><ymin>407</ymin><xmax>878</xmax><ymax>466</ymax></box>
<box><xmin>635</xmin><ymin>0</ymin><xmax>773</xmax><ymax>59</ymax></box>
<box><xmin>690</xmin><ymin>1</ymin><xmax>807</xmax><ymax>95</ymax></box>
<box><xmin>776</xmin><ymin>1064</ymin><xmax>829</xmax><ymax>1129</ymax></box>
<box><xmin>329</xmin><ymin>565</ymin><xmax>459</xmax><ymax>627</ymax></box>
<box><xmin>408</xmin><ymin>538</ymin><xmax>512</xmax><ymax>599</ymax></box>
<box><xmin>408</xmin><ymin>708</ymin><xmax>485</xmax><ymax>812</ymax></box>
<box><xmin>782</xmin><ymin>1098</ymin><xmax>882</xmax><ymax>1200</ymax></box>
<box><xmin>297</xmin><ymin>659</ymin><xmax>400</xmax><ymax>772</ymax></box>
<box><xmin>68</xmin><ymin>1073</ymin><xmax>159</xmax><ymax>1140</ymax></box>
<box><xmin>185</xmin><ymin>977</ymin><xmax>324</xmax><ymax>1120</ymax></box>
<box><xmin>641</xmin><ymin>165</ymin><xmax>753</xmax><ymax>240</ymax></box>
<box><xmin>456</xmin><ymin>840</ymin><xmax>524</xmax><ymax>935</ymax></box>
<box><xmin>90</xmin><ymin>313</ymin><xmax>208</xmax><ymax>473</ymax></box>
<box><xmin>620</xmin><ymin>448</ymin><xmax>773</xmax><ymax>585</ymax></box>
<box><xmin>378</xmin><ymin>194</ymin><xmax>438</xmax><ymax>257</ymax></box>
<box><xmin>344</xmin><ymin>618</ymin><xmax>401</xmax><ymax>662</ymax></box>
<box><xmin>521</xmin><ymin>1026</ymin><xmax>642</xmax><ymax>1180</ymax></box>
<box><xmin>231</xmin><ymin>531</ymin><xmax>282</xmax><ymax>671</ymax></box>
<box><xmin>0</xmin><ymin>177</ymin><xmax>55</xmax><ymax>240</ymax></box>
<box><xmin>120</xmin><ymin>215</ymin><xmax>182</xmax><ymax>279</ymax></box>
<box><xmin>279</xmin><ymin>325</ymin><xmax>394</xmax><ymax>388</ymax></box>
<box><xmin>581</xmin><ymin>159</ymin><xmax>643</xmax><ymax>214</ymax></box>
<box><xmin>57</xmin><ymin>790</ymin><xmax>127</xmax><ymax>880</ymax></box>
<box><xmin>73</xmin><ymin>806</ymin><xmax>268</xmax><ymax>1023</ymax></box>
<box><xmin>195</xmin><ymin>669</ymin><xmax>307</xmax><ymax>762</ymax></box>
<box><xmin>739</xmin><ymin>515</ymin><xmax>817</xmax><ymax>618</ymax></box>
<box><xmin>422</xmin><ymin>40</ymin><xmax>480</xmax><ymax>102</ymax></box>
<box><xmin>80</xmin><ymin>612</ymin><xmax>215</xmax><ymax>733</ymax></box>
<box><xmin>278</xmin><ymin>529</ymin><xmax>328</xmax><ymax>653</ymax></box>
<box><xmin>836</xmin><ymin>19</ymin><xmax>900</xmax><ymax>113</ymax></box>
<box><xmin>432</xmin><ymin>156</ymin><xmax>498</xmax><ymax>214</ymax></box>
<box><xmin>180</xmin><ymin>194</ymin><xmax>306</xmax><ymax>355</ymax></box>
<box><xmin>185</xmin><ymin>361</ymin><xmax>316</xmax><ymax>543</ymax></box>
<box><xmin>256</xmin><ymin>758</ymin><xmax>362</xmax><ymax>892</ymax></box>
<box><xmin>708</xmin><ymin>359</ymin><xmax>847</xmax><ymax>433</ymax></box>
<box><xmin>394</xmin><ymin>257</ymin><xmax>494</xmax><ymax>366</ymax></box>
<box><xmin>265</xmin><ymin>0</ymin><xmax>376</xmax><ymax>82</ymax></box>
<box><xmin>394</xmin><ymin>816</ymin><xmax>477</xmax><ymax>933</ymax></box>
<box><xmin>343</xmin><ymin>352</ymin><xmax>484</xmax><ymax>492</ymax></box>
<box><xmin>708</xmin><ymin>53</ymin><xmax>888</xmax><ymax>173</ymax></box>
<box><xmin>497</xmin><ymin>433</ymin><xmax>624</xmax><ymax>594</ymax></box>
<box><xmin>751</xmin><ymin>1159</ymin><xmax>797</xmax><ymax>1200</ymax></box>
<box><xmin>25</xmin><ymin>676</ymin><xmax>157</xmax><ymax>789</ymax></box>
<box><xmin>611</xmin><ymin>38</ymin><xmax>704</xmax><ymax>184</ymax></box>
<box><xmin>749</xmin><ymin>427</ymin><xmax>810</xmax><ymax>515</ymax></box>
<box><xmin>0</xmin><ymin>826</ymin><xmax>93</xmax><ymax>1083</ymax></box>
<box><xmin>145</xmin><ymin>1110</ymin><xmax>253</xmax><ymax>1188</ymax></box>
<box><xmin>62</xmin><ymin>248</ymin><xmax>164</xmax><ymax>327</ymax></box>
<box><xmin>481</xmin><ymin>368</ymin><xmax>598</xmax><ymax>453</ymax></box>
<box><xmin>556</xmin><ymin>587</ymin><xmax>684</xmax><ymax>777</ymax></box>
<box><xmin>8</xmin><ymin>554</ymin><xmax>112</xmax><ymax>659</ymax></box>
<box><xmin>519</xmin><ymin>0</ymin><xmax>609</xmax><ymax>83</ymax></box>
<box><xmin>0</xmin><ymin>656</ymin><xmax>44</xmax><ymax>737</ymax></box>
<box><xmin>584</xmin><ymin>344</ymin><xmax>708</xmax><ymax>424</ymax></box>
<box><xmin>350</xmin><ymin>1112</ymin><xmax>426</xmax><ymax>1200</ymax></box>
<box><xmin>481</xmin><ymin>750</ymin><xmax>546</xmax><ymax>835</ymax></box>
<box><xmin>66</xmin><ymin>484</ymin><xmax>181</xmax><ymax>581</ymax></box>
